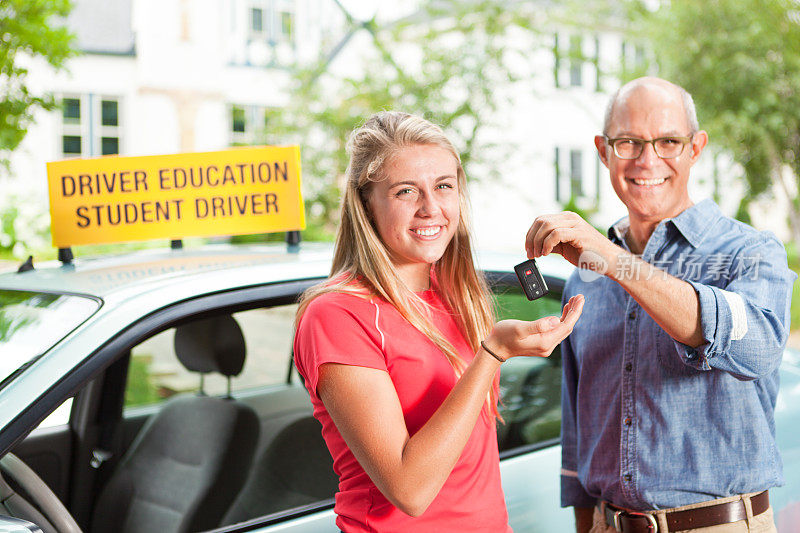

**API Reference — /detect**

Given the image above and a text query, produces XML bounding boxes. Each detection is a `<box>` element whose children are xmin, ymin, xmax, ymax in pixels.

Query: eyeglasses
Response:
<box><xmin>605</xmin><ymin>135</ymin><xmax>693</xmax><ymax>160</ymax></box>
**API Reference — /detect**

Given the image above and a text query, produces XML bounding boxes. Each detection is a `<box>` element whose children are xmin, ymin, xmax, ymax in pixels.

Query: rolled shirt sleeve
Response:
<box><xmin>673</xmin><ymin>235</ymin><xmax>796</xmax><ymax>379</ymax></box>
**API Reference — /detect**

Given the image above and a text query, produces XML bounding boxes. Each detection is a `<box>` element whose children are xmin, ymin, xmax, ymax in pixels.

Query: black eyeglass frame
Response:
<box><xmin>604</xmin><ymin>135</ymin><xmax>694</xmax><ymax>160</ymax></box>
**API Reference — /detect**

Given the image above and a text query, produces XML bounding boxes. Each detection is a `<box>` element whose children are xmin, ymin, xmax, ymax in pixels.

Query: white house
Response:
<box><xmin>6</xmin><ymin>0</ymin><xmax>788</xmax><ymax>259</ymax></box>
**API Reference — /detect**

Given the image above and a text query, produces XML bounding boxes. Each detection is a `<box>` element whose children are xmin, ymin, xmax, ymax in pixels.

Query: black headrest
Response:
<box><xmin>173</xmin><ymin>315</ymin><xmax>246</xmax><ymax>377</ymax></box>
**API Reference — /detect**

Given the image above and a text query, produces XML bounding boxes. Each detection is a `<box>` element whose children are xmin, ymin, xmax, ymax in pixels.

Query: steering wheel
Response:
<box><xmin>0</xmin><ymin>453</ymin><xmax>82</xmax><ymax>533</ymax></box>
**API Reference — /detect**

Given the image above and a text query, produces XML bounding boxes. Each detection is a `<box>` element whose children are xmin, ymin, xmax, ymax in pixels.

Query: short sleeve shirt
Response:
<box><xmin>294</xmin><ymin>289</ymin><xmax>511</xmax><ymax>533</ymax></box>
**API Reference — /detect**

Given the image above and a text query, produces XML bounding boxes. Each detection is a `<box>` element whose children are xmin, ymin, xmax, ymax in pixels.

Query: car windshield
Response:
<box><xmin>0</xmin><ymin>290</ymin><xmax>100</xmax><ymax>382</ymax></box>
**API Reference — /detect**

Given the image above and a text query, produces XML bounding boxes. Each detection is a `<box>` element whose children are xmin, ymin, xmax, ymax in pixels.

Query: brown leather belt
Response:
<box><xmin>601</xmin><ymin>490</ymin><xmax>769</xmax><ymax>532</ymax></box>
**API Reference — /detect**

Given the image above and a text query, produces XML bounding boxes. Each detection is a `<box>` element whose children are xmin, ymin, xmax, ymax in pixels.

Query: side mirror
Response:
<box><xmin>0</xmin><ymin>515</ymin><xmax>44</xmax><ymax>532</ymax></box>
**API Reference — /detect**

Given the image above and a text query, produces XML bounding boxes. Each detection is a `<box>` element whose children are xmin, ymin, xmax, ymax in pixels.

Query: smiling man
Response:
<box><xmin>526</xmin><ymin>77</ymin><xmax>795</xmax><ymax>533</ymax></box>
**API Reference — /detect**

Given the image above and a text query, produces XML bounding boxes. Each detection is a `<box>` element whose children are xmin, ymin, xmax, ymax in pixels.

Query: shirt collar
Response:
<box><xmin>606</xmin><ymin>199</ymin><xmax>721</xmax><ymax>250</ymax></box>
<box><xmin>668</xmin><ymin>199</ymin><xmax>721</xmax><ymax>248</ymax></box>
<box><xmin>608</xmin><ymin>218</ymin><xmax>631</xmax><ymax>249</ymax></box>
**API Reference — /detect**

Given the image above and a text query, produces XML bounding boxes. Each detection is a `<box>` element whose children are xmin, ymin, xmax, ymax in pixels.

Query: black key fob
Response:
<box><xmin>514</xmin><ymin>259</ymin><xmax>549</xmax><ymax>301</ymax></box>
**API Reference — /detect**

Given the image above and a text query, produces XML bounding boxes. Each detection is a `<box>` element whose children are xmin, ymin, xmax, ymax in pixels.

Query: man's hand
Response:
<box><xmin>527</xmin><ymin>211</ymin><xmax>705</xmax><ymax>347</ymax></box>
<box><xmin>525</xmin><ymin>211</ymin><xmax>622</xmax><ymax>276</ymax></box>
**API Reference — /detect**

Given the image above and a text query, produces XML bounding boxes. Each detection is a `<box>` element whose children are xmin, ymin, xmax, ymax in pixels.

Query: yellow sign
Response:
<box><xmin>46</xmin><ymin>146</ymin><xmax>305</xmax><ymax>247</ymax></box>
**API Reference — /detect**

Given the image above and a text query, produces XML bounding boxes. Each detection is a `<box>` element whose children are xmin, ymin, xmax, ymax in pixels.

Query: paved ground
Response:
<box><xmin>134</xmin><ymin>305</ymin><xmax>297</xmax><ymax>396</ymax></box>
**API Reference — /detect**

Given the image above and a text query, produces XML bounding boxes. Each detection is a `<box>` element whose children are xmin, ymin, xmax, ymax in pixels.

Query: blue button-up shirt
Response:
<box><xmin>560</xmin><ymin>199</ymin><xmax>796</xmax><ymax>510</ymax></box>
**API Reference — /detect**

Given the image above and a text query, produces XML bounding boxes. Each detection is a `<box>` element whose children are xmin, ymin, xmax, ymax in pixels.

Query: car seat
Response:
<box><xmin>220</xmin><ymin>415</ymin><xmax>338</xmax><ymax>525</ymax></box>
<box><xmin>91</xmin><ymin>315</ymin><xmax>259</xmax><ymax>533</ymax></box>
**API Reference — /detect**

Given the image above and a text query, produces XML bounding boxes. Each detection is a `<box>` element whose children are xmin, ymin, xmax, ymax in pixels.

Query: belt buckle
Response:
<box><xmin>612</xmin><ymin>510</ymin><xmax>623</xmax><ymax>531</ymax></box>
<box><xmin>624</xmin><ymin>510</ymin><xmax>658</xmax><ymax>532</ymax></box>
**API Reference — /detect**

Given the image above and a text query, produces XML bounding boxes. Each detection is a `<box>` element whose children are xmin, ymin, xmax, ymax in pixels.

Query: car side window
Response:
<box><xmin>125</xmin><ymin>303</ymin><xmax>298</xmax><ymax>408</ymax></box>
<box><xmin>494</xmin><ymin>285</ymin><xmax>564</xmax><ymax>452</ymax></box>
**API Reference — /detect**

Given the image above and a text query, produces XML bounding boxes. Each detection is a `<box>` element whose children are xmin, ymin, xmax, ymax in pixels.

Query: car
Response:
<box><xmin>0</xmin><ymin>240</ymin><xmax>799</xmax><ymax>533</ymax></box>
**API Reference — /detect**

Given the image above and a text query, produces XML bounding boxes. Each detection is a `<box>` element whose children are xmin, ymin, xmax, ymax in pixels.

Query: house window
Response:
<box><xmin>570</xmin><ymin>149</ymin><xmax>583</xmax><ymax>198</ymax></box>
<box><xmin>63</xmin><ymin>98</ymin><xmax>81</xmax><ymax>124</ymax></box>
<box><xmin>635</xmin><ymin>45</ymin><xmax>646</xmax><ymax>67</ymax></box>
<box><xmin>230</xmin><ymin>104</ymin><xmax>271</xmax><ymax>145</ymax></box>
<box><xmin>63</xmin><ymin>136</ymin><xmax>82</xmax><ymax>155</ymax></box>
<box><xmin>251</xmin><ymin>7</ymin><xmax>264</xmax><ymax>33</ymax></box>
<box><xmin>280</xmin><ymin>10</ymin><xmax>293</xmax><ymax>39</ymax></box>
<box><xmin>553</xmin><ymin>146</ymin><xmax>561</xmax><ymax>201</ymax></box>
<box><xmin>101</xmin><ymin>100</ymin><xmax>118</xmax><ymax>126</ymax></box>
<box><xmin>60</xmin><ymin>95</ymin><xmax>121</xmax><ymax>158</ymax></box>
<box><xmin>553</xmin><ymin>33</ymin><xmax>560</xmax><ymax>88</ymax></box>
<box><xmin>102</xmin><ymin>137</ymin><xmax>119</xmax><ymax>155</ymax></box>
<box><xmin>232</xmin><ymin>106</ymin><xmax>247</xmax><ymax>133</ymax></box>
<box><xmin>593</xmin><ymin>35</ymin><xmax>601</xmax><ymax>92</ymax></box>
<box><xmin>248</xmin><ymin>1</ymin><xmax>294</xmax><ymax>44</ymax></box>
<box><xmin>555</xmin><ymin>147</ymin><xmax>590</xmax><ymax>202</ymax></box>
<box><xmin>61</xmin><ymin>97</ymin><xmax>83</xmax><ymax>158</ymax></box>
<box><xmin>245</xmin><ymin>1</ymin><xmax>295</xmax><ymax>66</ymax></box>
<box><xmin>621</xmin><ymin>41</ymin><xmax>647</xmax><ymax>73</ymax></box>
<box><xmin>569</xmin><ymin>35</ymin><xmax>583</xmax><ymax>87</ymax></box>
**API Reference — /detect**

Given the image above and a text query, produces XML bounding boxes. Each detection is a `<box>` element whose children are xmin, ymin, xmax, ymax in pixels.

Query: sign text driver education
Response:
<box><xmin>60</xmin><ymin>161</ymin><xmax>288</xmax><ymax>227</ymax></box>
<box><xmin>46</xmin><ymin>146</ymin><xmax>305</xmax><ymax>247</ymax></box>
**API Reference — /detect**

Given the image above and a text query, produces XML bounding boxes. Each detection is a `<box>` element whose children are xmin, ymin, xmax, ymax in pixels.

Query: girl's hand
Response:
<box><xmin>484</xmin><ymin>294</ymin><xmax>584</xmax><ymax>360</ymax></box>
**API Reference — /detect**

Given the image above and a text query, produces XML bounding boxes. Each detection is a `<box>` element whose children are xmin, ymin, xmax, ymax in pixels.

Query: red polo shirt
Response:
<box><xmin>294</xmin><ymin>289</ymin><xmax>511</xmax><ymax>533</ymax></box>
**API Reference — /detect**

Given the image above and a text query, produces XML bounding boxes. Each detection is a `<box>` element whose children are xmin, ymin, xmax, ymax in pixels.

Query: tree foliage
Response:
<box><xmin>263</xmin><ymin>1</ymin><xmax>553</xmax><ymax>234</ymax></box>
<box><xmin>0</xmin><ymin>0</ymin><xmax>76</xmax><ymax>160</ymax></box>
<box><xmin>628</xmin><ymin>0</ymin><xmax>800</xmax><ymax>246</ymax></box>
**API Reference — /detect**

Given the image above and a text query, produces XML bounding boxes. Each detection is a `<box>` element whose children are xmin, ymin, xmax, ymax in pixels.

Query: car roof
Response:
<box><xmin>0</xmin><ymin>243</ymin><xmax>574</xmax><ymax>301</ymax></box>
<box><xmin>0</xmin><ymin>243</ymin><xmax>337</xmax><ymax>300</ymax></box>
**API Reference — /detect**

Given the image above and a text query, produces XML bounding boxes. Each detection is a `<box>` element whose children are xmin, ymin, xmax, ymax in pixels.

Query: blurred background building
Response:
<box><xmin>7</xmin><ymin>0</ymin><xmax>790</xmax><ymax>254</ymax></box>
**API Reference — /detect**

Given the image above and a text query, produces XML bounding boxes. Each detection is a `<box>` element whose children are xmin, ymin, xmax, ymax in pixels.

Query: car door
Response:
<box><xmin>491</xmin><ymin>273</ymin><xmax>574</xmax><ymax>531</ymax></box>
<box><xmin>6</xmin><ymin>277</ymin><xmax>325</xmax><ymax>532</ymax></box>
<box><xmin>212</xmin><ymin>271</ymin><xmax>577</xmax><ymax>533</ymax></box>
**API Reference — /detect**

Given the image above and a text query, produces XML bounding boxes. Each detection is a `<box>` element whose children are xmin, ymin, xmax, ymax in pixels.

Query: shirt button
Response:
<box><xmin>628</xmin><ymin>311</ymin><xmax>636</xmax><ymax>320</ymax></box>
<box><xmin>624</xmin><ymin>418</ymin><xmax>632</xmax><ymax>426</ymax></box>
<box><xmin>624</xmin><ymin>474</ymin><xmax>632</xmax><ymax>482</ymax></box>
<box><xmin>625</xmin><ymin>363</ymin><xmax>633</xmax><ymax>372</ymax></box>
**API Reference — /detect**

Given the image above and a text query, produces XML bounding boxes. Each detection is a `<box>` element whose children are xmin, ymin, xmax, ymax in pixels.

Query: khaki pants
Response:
<box><xmin>589</xmin><ymin>493</ymin><xmax>777</xmax><ymax>533</ymax></box>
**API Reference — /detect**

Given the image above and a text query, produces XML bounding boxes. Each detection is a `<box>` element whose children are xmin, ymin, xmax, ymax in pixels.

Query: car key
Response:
<box><xmin>514</xmin><ymin>259</ymin><xmax>549</xmax><ymax>300</ymax></box>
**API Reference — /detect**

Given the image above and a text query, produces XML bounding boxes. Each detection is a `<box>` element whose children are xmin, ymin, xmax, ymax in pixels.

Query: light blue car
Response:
<box><xmin>0</xmin><ymin>243</ymin><xmax>798</xmax><ymax>532</ymax></box>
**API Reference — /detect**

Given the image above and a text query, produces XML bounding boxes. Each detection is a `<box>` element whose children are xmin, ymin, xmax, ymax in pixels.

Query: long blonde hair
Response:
<box><xmin>297</xmin><ymin>111</ymin><xmax>499</xmax><ymax>418</ymax></box>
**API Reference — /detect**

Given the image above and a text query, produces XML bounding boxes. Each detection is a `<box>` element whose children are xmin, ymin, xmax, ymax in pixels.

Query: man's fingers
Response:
<box><xmin>525</xmin><ymin>222</ymin><xmax>538</xmax><ymax>259</ymax></box>
<box><xmin>526</xmin><ymin>215</ymin><xmax>560</xmax><ymax>258</ymax></box>
<box><xmin>542</xmin><ymin>227</ymin><xmax>580</xmax><ymax>256</ymax></box>
<box><xmin>526</xmin><ymin>213</ymin><xmax>585</xmax><ymax>258</ymax></box>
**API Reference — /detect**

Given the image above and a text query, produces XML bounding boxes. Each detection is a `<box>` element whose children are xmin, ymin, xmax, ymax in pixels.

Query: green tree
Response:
<box><xmin>0</xmin><ymin>0</ymin><xmax>76</xmax><ymax>164</ymax></box>
<box><xmin>627</xmin><ymin>0</ymin><xmax>800</xmax><ymax>248</ymax></box>
<box><xmin>262</xmin><ymin>1</ymin><xmax>555</xmax><ymax>235</ymax></box>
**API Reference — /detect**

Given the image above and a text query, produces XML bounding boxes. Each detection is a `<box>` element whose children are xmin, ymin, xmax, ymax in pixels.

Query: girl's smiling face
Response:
<box><xmin>366</xmin><ymin>143</ymin><xmax>460</xmax><ymax>290</ymax></box>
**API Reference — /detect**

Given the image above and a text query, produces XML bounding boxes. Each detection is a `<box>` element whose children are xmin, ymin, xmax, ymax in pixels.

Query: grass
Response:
<box><xmin>493</xmin><ymin>288</ymin><xmax>564</xmax><ymax>322</ymax></box>
<box><xmin>787</xmin><ymin>243</ymin><xmax>800</xmax><ymax>332</ymax></box>
<box><xmin>124</xmin><ymin>355</ymin><xmax>162</xmax><ymax>407</ymax></box>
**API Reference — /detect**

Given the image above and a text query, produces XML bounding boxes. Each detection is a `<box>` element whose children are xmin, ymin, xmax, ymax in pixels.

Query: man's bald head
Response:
<box><xmin>602</xmin><ymin>77</ymin><xmax>698</xmax><ymax>135</ymax></box>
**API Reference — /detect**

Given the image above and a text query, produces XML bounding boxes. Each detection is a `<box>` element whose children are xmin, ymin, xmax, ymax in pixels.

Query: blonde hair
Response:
<box><xmin>297</xmin><ymin>111</ymin><xmax>500</xmax><ymax>419</ymax></box>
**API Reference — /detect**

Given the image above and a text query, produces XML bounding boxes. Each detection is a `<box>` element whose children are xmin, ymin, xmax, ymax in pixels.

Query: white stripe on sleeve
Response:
<box><xmin>372</xmin><ymin>301</ymin><xmax>386</xmax><ymax>351</ymax></box>
<box><xmin>720</xmin><ymin>289</ymin><xmax>748</xmax><ymax>341</ymax></box>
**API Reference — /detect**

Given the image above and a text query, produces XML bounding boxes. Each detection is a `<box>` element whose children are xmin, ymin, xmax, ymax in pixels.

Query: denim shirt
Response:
<box><xmin>560</xmin><ymin>199</ymin><xmax>796</xmax><ymax>510</ymax></box>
